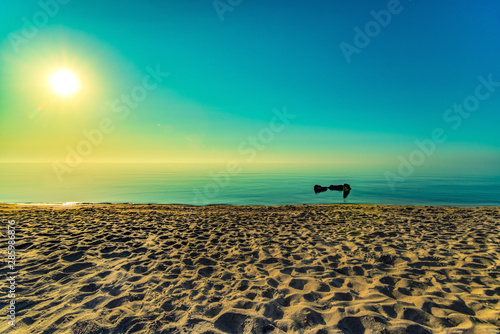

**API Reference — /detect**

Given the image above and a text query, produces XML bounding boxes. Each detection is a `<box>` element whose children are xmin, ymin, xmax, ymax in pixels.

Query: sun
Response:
<box><xmin>50</xmin><ymin>70</ymin><xmax>79</xmax><ymax>97</ymax></box>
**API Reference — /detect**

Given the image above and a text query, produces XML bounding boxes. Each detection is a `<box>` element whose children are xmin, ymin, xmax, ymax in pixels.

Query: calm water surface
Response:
<box><xmin>0</xmin><ymin>163</ymin><xmax>498</xmax><ymax>206</ymax></box>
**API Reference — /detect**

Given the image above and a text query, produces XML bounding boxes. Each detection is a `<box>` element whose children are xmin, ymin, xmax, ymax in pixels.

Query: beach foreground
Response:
<box><xmin>1</xmin><ymin>204</ymin><xmax>499</xmax><ymax>333</ymax></box>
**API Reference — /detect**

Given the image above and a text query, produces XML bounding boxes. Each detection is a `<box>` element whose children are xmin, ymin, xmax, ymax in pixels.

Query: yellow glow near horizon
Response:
<box><xmin>50</xmin><ymin>70</ymin><xmax>79</xmax><ymax>97</ymax></box>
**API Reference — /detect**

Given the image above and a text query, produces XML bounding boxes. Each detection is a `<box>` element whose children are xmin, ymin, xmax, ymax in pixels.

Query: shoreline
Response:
<box><xmin>2</xmin><ymin>202</ymin><xmax>499</xmax><ymax>208</ymax></box>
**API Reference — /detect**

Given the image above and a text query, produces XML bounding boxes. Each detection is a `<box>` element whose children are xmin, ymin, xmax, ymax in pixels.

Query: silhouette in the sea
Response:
<box><xmin>314</xmin><ymin>183</ymin><xmax>351</xmax><ymax>198</ymax></box>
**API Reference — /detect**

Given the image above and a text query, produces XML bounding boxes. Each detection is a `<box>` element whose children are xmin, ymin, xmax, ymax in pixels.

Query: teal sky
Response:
<box><xmin>1</xmin><ymin>0</ymin><xmax>499</xmax><ymax>173</ymax></box>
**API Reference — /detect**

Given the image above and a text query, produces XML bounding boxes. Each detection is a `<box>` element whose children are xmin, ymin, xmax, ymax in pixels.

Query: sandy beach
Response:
<box><xmin>1</xmin><ymin>203</ymin><xmax>499</xmax><ymax>333</ymax></box>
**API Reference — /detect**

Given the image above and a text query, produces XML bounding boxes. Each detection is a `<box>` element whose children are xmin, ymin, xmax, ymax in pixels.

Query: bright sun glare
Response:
<box><xmin>50</xmin><ymin>70</ymin><xmax>79</xmax><ymax>97</ymax></box>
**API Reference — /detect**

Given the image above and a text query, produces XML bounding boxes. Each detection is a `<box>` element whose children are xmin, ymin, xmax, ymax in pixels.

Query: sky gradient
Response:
<box><xmin>1</xmin><ymin>0</ymin><xmax>499</xmax><ymax>174</ymax></box>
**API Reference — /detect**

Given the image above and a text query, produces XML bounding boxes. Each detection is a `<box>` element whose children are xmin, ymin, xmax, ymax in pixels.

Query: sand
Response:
<box><xmin>1</xmin><ymin>204</ymin><xmax>499</xmax><ymax>334</ymax></box>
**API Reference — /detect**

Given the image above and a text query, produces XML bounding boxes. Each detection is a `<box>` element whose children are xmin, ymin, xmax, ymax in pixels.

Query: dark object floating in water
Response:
<box><xmin>314</xmin><ymin>185</ymin><xmax>328</xmax><ymax>193</ymax></box>
<box><xmin>314</xmin><ymin>183</ymin><xmax>351</xmax><ymax>198</ymax></box>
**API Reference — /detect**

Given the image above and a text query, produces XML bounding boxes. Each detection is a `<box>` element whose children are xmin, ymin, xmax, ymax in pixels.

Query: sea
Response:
<box><xmin>0</xmin><ymin>163</ymin><xmax>498</xmax><ymax>207</ymax></box>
